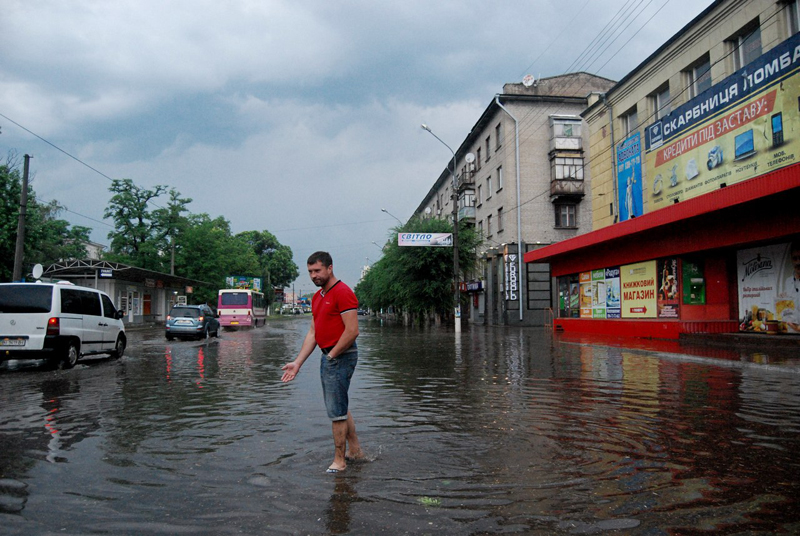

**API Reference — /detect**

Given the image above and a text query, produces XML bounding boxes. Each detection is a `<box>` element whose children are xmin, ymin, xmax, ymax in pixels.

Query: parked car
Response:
<box><xmin>165</xmin><ymin>304</ymin><xmax>220</xmax><ymax>340</ymax></box>
<box><xmin>0</xmin><ymin>282</ymin><xmax>126</xmax><ymax>369</ymax></box>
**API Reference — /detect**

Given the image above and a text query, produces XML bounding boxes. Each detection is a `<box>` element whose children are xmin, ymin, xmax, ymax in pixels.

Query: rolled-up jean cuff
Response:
<box><xmin>320</xmin><ymin>350</ymin><xmax>358</xmax><ymax>421</ymax></box>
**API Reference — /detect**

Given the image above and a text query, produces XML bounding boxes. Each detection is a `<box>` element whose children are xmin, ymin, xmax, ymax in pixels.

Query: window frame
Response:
<box><xmin>555</xmin><ymin>204</ymin><xmax>577</xmax><ymax>228</ymax></box>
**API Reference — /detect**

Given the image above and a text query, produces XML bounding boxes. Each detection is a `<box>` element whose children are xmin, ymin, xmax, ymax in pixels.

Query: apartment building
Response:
<box><xmin>415</xmin><ymin>72</ymin><xmax>615</xmax><ymax>326</ymax></box>
<box><xmin>526</xmin><ymin>0</ymin><xmax>800</xmax><ymax>338</ymax></box>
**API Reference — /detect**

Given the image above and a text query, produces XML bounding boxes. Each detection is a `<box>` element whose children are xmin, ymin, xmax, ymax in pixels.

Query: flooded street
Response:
<box><xmin>2</xmin><ymin>317</ymin><xmax>800</xmax><ymax>535</ymax></box>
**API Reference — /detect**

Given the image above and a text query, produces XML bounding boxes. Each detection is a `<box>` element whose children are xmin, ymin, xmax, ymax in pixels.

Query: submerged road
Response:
<box><xmin>1</xmin><ymin>317</ymin><xmax>799</xmax><ymax>534</ymax></box>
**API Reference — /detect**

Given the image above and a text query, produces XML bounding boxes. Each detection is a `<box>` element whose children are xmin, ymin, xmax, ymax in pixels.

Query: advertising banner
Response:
<box><xmin>621</xmin><ymin>261</ymin><xmax>657</xmax><ymax>318</ymax></box>
<box><xmin>580</xmin><ymin>271</ymin><xmax>593</xmax><ymax>318</ymax></box>
<box><xmin>737</xmin><ymin>242</ymin><xmax>800</xmax><ymax>334</ymax></box>
<box><xmin>398</xmin><ymin>233</ymin><xmax>453</xmax><ymax>247</ymax></box>
<box><xmin>617</xmin><ymin>132</ymin><xmax>643</xmax><ymax>221</ymax></box>
<box><xmin>225</xmin><ymin>276</ymin><xmax>263</xmax><ymax>291</ymax></box>
<box><xmin>605</xmin><ymin>267</ymin><xmax>621</xmax><ymax>318</ymax></box>
<box><xmin>657</xmin><ymin>258</ymin><xmax>680</xmax><ymax>318</ymax></box>
<box><xmin>644</xmin><ymin>33</ymin><xmax>800</xmax><ymax>212</ymax></box>
<box><xmin>591</xmin><ymin>269</ymin><xmax>606</xmax><ymax>318</ymax></box>
<box><xmin>504</xmin><ymin>253</ymin><xmax>518</xmax><ymax>301</ymax></box>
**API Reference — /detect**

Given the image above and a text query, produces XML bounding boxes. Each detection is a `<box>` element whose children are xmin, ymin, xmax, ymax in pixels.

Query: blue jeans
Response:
<box><xmin>320</xmin><ymin>347</ymin><xmax>358</xmax><ymax>421</ymax></box>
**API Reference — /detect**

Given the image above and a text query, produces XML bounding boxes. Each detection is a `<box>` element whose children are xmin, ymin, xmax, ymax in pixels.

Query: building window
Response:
<box><xmin>486</xmin><ymin>176</ymin><xmax>493</xmax><ymax>199</ymax></box>
<box><xmin>555</xmin><ymin>204</ymin><xmax>576</xmax><ymax>228</ymax></box>
<box><xmin>476</xmin><ymin>185</ymin><xmax>482</xmax><ymax>206</ymax></box>
<box><xmin>552</xmin><ymin>156</ymin><xmax>584</xmax><ymax>181</ymax></box>
<box><xmin>686</xmin><ymin>55</ymin><xmax>712</xmax><ymax>98</ymax></box>
<box><xmin>478</xmin><ymin>220</ymin><xmax>484</xmax><ymax>236</ymax></box>
<box><xmin>620</xmin><ymin>107</ymin><xmax>638</xmax><ymax>137</ymax></box>
<box><xmin>485</xmin><ymin>137</ymin><xmax>491</xmax><ymax>162</ymax></box>
<box><xmin>495</xmin><ymin>123</ymin><xmax>502</xmax><ymax>150</ymax></box>
<box><xmin>787</xmin><ymin>1</ymin><xmax>800</xmax><ymax>35</ymax></box>
<box><xmin>652</xmin><ymin>85</ymin><xmax>671</xmax><ymax>120</ymax></box>
<box><xmin>497</xmin><ymin>208</ymin><xmax>504</xmax><ymax>232</ymax></box>
<box><xmin>487</xmin><ymin>214</ymin><xmax>492</xmax><ymax>236</ymax></box>
<box><xmin>476</xmin><ymin>148</ymin><xmax>482</xmax><ymax>170</ymax></box>
<box><xmin>729</xmin><ymin>21</ymin><xmax>762</xmax><ymax>71</ymax></box>
<box><xmin>497</xmin><ymin>166</ymin><xmax>503</xmax><ymax>191</ymax></box>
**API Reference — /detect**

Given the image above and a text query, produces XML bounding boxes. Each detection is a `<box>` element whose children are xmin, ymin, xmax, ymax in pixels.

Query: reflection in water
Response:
<box><xmin>0</xmin><ymin>320</ymin><xmax>798</xmax><ymax>534</ymax></box>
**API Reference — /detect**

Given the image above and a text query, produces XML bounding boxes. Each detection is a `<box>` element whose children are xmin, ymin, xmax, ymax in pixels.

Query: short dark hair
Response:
<box><xmin>307</xmin><ymin>251</ymin><xmax>332</xmax><ymax>267</ymax></box>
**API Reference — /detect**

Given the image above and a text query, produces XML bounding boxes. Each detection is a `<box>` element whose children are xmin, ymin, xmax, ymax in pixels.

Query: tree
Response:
<box><xmin>151</xmin><ymin>189</ymin><xmax>192</xmax><ymax>274</ymax></box>
<box><xmin>236</xmin><ymin>230</ymin><xmax>299</xmax><ymax>289</ymax></box>
<box><xmin>0</xmin><ymin>155</ymin><xmax>92</xmax><ymax>281</ymax></box>
<box><xmin>176</xmin><ymin>214</ymin><xmax>261</xmax><ymax>304</ymax></box>
<box><xmin>356</xmin><ymin>217</ymin><xmax>482</xmax><ymax>321</ymax></box>
<box><xmin>103</xmin><ymin>178</ymin><xmax>167</xmax><ymax>271</ymax></box>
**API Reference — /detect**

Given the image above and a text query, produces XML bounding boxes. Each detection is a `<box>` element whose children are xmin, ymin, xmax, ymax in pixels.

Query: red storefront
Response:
<box><xmin>524</xmin><ymin>165</ymin><xmax>800</xmax><ymax>339</ymax></box>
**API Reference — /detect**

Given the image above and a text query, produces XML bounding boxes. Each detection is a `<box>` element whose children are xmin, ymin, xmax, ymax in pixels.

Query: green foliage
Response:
<box><xmin>176</xmin><ymin>214</ymin><xmax>262</xmax><ymax>304</ymax></box>
<box><xmin>356</xmin><ymin>217</ymin><xmax>482</xmax><ymax>317</ymax></box>
<box><xmin>0</xmin><ymin>157</ymin><xmax>92</xmax><ymax>281</ymax></box>
<box><xmin>236</xmin><ymin>230</ymin><xmax>299</xmax><ymax>290</ymax></box>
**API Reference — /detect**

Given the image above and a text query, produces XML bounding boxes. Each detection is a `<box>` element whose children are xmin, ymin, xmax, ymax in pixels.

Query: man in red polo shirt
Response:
<box><xmin>281</xmin><ymin>251</ymin><xmax>364</xmax><ymax>473</ymax></box>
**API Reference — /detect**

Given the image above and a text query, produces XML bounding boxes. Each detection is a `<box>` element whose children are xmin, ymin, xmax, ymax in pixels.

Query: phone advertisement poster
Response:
<box><xmin>644</xmin><ymin>32</ymin><xmax>800</xmax><ymax>212</ymax></box>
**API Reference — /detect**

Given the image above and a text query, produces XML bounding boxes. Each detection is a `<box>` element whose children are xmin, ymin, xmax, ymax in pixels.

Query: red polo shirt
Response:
<box><xmin>312</xmin><ymin>280</ymin><xmax>358</xmax><ymax>348</ymax></box>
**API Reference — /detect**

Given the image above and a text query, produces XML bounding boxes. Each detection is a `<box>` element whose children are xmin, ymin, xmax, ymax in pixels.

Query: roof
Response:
<box><xmin>524</xmin><ymin>165</ymin><xmax>800</xmax><ymax>265</ymax></box>
<box><xmin>43</xmin><ymin>259</ymin><xmax>212</xmax><ymax>288</ymax></box>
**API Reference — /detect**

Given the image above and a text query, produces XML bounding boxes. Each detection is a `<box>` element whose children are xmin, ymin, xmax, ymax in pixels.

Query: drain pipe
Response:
<box><xmin>495</xmin><ymin>96</ymin><xmax>523</xmax><ymax>322</ymax></box>
<box><xmin>603</xmin><ymin>93</ymin><xmax>619</xmax><ymax>223</ymax></box>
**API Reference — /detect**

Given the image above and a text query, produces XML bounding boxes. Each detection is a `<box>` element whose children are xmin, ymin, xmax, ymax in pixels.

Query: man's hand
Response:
<box><xmin>281</xmin><ymin>361</ymin><xmax>300</xmax><ymax>382</ymax></box>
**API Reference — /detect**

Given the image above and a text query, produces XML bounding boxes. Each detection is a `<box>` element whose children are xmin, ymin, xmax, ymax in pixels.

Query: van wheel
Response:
<box><xmin>112</xmin><ymin>336</ymin><xmax>126</xmax><ymax>359</ymax></box>
<box><xmin>62</xmin><ymin>341</ymin><xmax>80</xmax><ymax>369</ymax></box>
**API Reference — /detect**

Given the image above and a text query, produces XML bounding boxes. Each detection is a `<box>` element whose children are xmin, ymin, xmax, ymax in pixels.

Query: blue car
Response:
<box><xmin>165</xmin><ymin>305</ymin><xmax>220</xmax><ymax>341</ymax></box>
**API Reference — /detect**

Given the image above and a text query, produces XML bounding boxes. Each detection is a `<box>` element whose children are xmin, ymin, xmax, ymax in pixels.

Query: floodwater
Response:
<box><xmin>1</xmin><ymin>318</ymin><xmax>800</xmax><ymax>535</ymax></box>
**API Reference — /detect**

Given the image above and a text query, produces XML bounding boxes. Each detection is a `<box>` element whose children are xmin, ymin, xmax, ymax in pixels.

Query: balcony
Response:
<box><xmin>457</xmin><ymin>170</ymin><xmax>475</xmax><ymax>191</ymax></box>
<box><xmin>550</xmin><ymin>178</ymin><xmax>585</xmax><ymax>200</ymax></box>
<box><xmin>550</xmin><ymin>136</ymin><xmax>583</xmax><ymax>152</ymax></box>
<box><xmin>458</xmin><ymin>205</ymin><xmax>476</xmax><ymax>222</ymax></box>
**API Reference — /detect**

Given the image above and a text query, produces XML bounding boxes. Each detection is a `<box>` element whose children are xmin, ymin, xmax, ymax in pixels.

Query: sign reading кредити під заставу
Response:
<box><xmin>397</xmin><ymin>233</ymin><xmax>453</xmax><ymax>247</ymax></box>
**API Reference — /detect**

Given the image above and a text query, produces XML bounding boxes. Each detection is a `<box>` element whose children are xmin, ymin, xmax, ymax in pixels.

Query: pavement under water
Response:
<box><xmin>1</xmin><ymin>317</ymin><xmax>799</xmax><ymax>534</ymax></box>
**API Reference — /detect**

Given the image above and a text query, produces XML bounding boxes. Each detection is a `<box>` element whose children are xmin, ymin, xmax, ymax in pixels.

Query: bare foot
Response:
<box><xmin>327</xmin><ymin>462</ymin><xmax>346</xmax><ymax>474</ymax></box>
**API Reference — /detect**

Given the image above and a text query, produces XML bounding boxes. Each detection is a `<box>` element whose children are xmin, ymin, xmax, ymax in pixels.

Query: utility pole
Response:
<box><xmin>12</xmin><ymin>154</ymin><xmax>32</xmax><ymax>282</ymax></box>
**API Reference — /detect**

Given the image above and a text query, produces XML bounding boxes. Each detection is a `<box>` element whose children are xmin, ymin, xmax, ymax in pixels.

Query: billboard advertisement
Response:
<box><xmin>657</xmin><ymin>258</ymin><xmax>680</xmax><ymax>318</ymax></box>
<box><xmin>617</xmin><ymin>132</ymin><xmax>643</xmax><ymax>221</ymax></box>
<box><xmin>644</xmin><ymin>33</ymin><xmax>800</xmax><ymax>212</ymax></box>
<box><xmin>737</xmin><ymin>241</ymin><xmax>800</xmax><ymax>334</ymax></box>
<box><xmin>620</xmin><ymin>261</ymin><xmax>657</xmax><ymax>318</ymax></box>
<box><xmin>605</xmin><ymin>267</ymin><xmax>621</xmax><ymax>318</ymax></box>
<box><xmin>398</xmin><ymin>233</ymin><xmax>453</xmax><ymax>247</ymax></box>
<box><xmin>225</xmin><ymin>276</ymin><xmax>263</xmax><ymax>292</ymax></box>
<box><xmin>580</xmin><ymin>271</ymin><xmax>593</xmax><ymax>318</ymax></box>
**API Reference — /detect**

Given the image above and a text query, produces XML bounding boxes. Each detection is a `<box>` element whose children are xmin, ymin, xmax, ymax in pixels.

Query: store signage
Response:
<box><xmin>145</xmin><ymin>278</ymin><xmax>155</xmax><ymax>288</ymax></box>
<box><xmin>737</xmin><ymin>242</ymin><xmax>799</xmax><ymax>334</ymax></box>
<box><xmin>466</xmin><ymin>280</ymin><xmax>483</xmax><ymax>292</ymax></box>
<box><xmin>617</xmin><ymin>132</ymin><xmax>642</xmax><ymax>221</ymax></box>
<box><xmin>644</xmin><ymin>33</ymin><xmax>800</xmax><ymax>212</ymax></box>
<box><xmin>398</xmin><ymin>233</ymin><xmax>453</xmax><ymax>247</ymax></box>
<box><xmin>504</xmin><ymin>254</ymin><xmax>518</xmax><ymax>301</ymax></box>
<box><xmin>98</xmin><ymin>268</ymin><xmax>113</xmax><ymax>278</ymax></box>
<box><xmin>620</xmin><ymin>261</ymin><xmax>657</xmax><ymax>318</ymax></box>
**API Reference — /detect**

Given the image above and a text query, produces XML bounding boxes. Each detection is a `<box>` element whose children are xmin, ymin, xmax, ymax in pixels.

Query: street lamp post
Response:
<box><xmin>421</xmin><ymin>123</ymin><xmax>461</xmax><ymax>334</ymax></box>
<box><xmin>381</xmin><ymin>208</ymin><xmax>403</xmax><ymax>225</ymax></box>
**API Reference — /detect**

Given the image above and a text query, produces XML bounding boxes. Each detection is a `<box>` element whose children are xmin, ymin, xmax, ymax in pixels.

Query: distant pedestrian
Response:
<box><xmin>281</xmin><ymin>251</ymin><xmax>364</xmax><ymax>473</ymax></box>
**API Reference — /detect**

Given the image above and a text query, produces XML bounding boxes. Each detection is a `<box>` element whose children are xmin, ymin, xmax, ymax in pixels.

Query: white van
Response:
<box><xmin>0</xmin><ymin>282</ymin><xmax>126</xmax><ymax>368</ymax></box>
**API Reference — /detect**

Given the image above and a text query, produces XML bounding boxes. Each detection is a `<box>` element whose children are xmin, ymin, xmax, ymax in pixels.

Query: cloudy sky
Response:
<box><xmin>1</xmin><ymin>0</ymin><xmax>713</xmax><ymax>291</ymax></box>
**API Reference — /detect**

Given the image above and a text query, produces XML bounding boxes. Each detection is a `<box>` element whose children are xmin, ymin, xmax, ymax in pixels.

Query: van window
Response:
<box><xmin>61</xmin><ymin>289</ymin><xmax>102</xmax><ymax>316</ymax></box>
<box><xmin>0</xmin><ymin>285</ymin><xmax>53</xmax><ymax>313</ymax></box>
<box><xmin>101</xmin><ymin>294</ymin><xmax>118</xmax><ymax>319</ymax></box>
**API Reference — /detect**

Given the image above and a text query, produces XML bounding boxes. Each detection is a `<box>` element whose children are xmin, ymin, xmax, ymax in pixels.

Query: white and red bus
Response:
<box><xmin>217</xmin><ymin>289</ymin><xmax>267</xmax><ymax>328</ymax></box>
